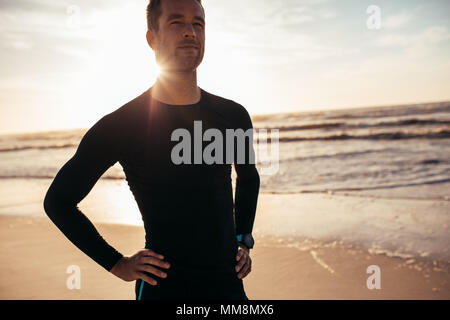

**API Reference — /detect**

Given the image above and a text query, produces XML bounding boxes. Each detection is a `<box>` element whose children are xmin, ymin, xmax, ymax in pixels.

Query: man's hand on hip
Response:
<box><xmin>110</xmin><ymin>249</ymin><xmax>170</xmax><ymax>286</ymax></box>
<box><xmin>235</xmin><ymin>243</ymin><xmax>252</xmax><ymax>279</ymax></box>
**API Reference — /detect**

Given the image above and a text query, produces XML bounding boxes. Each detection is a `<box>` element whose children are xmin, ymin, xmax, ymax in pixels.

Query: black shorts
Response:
<box><xmin>135</xmin><ymin>266</ymin><xmax>248</xmax><ymax>300</ymax></box>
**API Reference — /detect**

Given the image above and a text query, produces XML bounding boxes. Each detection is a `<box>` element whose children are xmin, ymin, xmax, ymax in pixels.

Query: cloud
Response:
<box><xmin>0</xmin><ymin>0</ymin><xmax>148</xmax><ymax>93</ymax></box>
<box><xmin>0</xmin><ymin>0</ymin><xmax>123</xmax><ymax>12</ymax></box>
<box><xmin>7</xmin><ymin>40</ymin><xmax>33</xmax><ymax>50</ymax></box>
<box><xmin>0</xmin><ymin>0</ymin><xmax>64</xmax><ymax>13</ymax></box>
<box><xmin>0</xmin><ymin>0</ymin><xmax>132</xmax><ymax>48</ymax></box>
<box><xmin>382</xmin><ymin>4</ymin><xmax>426</xmax><ymax>30</ymax></box>
<box><xmin>204</xmin><ymin>0</ymin><xmax>342</xmax><ymax>66</ymax></box>
<box><xmin>383</xmin><ymin>11</ymin><xmax>412</xmax><ymax>29</ymax></box>
<box><xmin>375</xmin><ymin>26</ymin><xmax>450</xmax><ymax>47</ymax></box>
<box><xmin>265</xmin><ymin>1</ymin><xmax>337</xmax><ymax>29</ymax></box>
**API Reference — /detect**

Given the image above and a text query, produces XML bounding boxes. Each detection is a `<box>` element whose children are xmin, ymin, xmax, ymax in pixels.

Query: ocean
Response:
<box><xmin>0</xmin><ymin>100</ymin><xmax>449</xmax><ymax>262</ymax></box>
<box><xmin>252</xmin><ymin>100</ymin><xmax>450</xmax><ymax>200</ymax></box>
<box><xmin>2</xmin><ymin>101</ymin><xmax>449</xmax><ymax>199</ymax></box>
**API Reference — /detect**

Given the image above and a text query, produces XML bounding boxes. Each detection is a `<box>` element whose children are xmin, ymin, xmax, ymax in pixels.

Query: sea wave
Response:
<box><xmin>0</xmin><ymin>173</ymin><xmax>124</xmax><ymax>180</ymax></box>
<box><xmin>322</xmin><ymin>102</ymin><xmax>450</xmax><ymax>120</ymax></box>
<box><xmin>256</xmin><ymin>119</ymin><xmax>450</xmax><ymax>132</ymax></box>
<box><xmin>261</xmin><ymin>177</ymin><xmax>450</xmax><ymax>197</ymax></box>
<box><xmin>267</xmin><ymin>129</ymin><xmax>450</xmax><ymax>143</ymax></box>
<box><xmin>280</xmin><ymin>148</ymin><xmax>400</xmax><ymax>163</ymax></box>
<box><xmin>2</xmin><ymin>128</ymin><xmax>449</xmax><ymax>152</ymax></box>
<box><xmin>0</xmin><ymin>143</ymin><xmax>79</xmax><ymax>153</ymax></box>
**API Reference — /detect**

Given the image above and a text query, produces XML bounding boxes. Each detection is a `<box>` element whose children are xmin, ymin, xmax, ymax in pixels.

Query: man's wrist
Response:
<box><xmin>236</xmin><ymin>233</ymin><xmax>254</xmax><ymax>249</ymax></box>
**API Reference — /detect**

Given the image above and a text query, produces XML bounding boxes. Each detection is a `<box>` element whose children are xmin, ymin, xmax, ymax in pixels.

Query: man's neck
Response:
<box><xmin>150</xmin><ymin>70</ymin><xmax>201</xmax><ymax>105</ymax></box>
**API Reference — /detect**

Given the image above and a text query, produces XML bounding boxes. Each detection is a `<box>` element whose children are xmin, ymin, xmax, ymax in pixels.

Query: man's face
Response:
<box><xmin>149</xmin><ymin>0</ymin><xmax>205</xmax><ymax>73</ymax></box>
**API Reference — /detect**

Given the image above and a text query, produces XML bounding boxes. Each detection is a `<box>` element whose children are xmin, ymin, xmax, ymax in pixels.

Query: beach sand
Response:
<box><xmin>1</xmin><ymin>193</ymin><xmax>449</xmax><ymax>300</ymax></box>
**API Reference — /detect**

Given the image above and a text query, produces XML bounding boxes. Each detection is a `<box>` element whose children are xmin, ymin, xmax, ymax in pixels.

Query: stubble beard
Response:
<box><xmin>174</xmin><ymin>50</ymin><xmax>202</xmax><ymax>72</ymax></box>
<box><xmin>156</xmin><ymin>47</ymin><xmax>203</xmax><ymax>73</ymax></box>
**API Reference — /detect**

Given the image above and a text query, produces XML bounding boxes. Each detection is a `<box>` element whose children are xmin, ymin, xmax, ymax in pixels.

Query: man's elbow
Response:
<box><xmin>43</xmin><ymin>185</ymin><xmax>65</xmax><ymax>221</ymax></box>
<box><xmin>43</xmin><ymin>188</ymin><xmax>56</xmax><ymax>219</ymax></box>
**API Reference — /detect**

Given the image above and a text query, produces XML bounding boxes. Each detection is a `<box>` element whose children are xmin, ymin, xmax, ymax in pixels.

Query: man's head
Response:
<box><xmin>146</xmin><ymin>0</ymin><xmax>205</xmax><ymax>73</ymax></box>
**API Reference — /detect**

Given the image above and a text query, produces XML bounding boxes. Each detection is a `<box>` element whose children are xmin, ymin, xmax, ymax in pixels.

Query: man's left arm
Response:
<box><xmin>233</xmin><ymin>104</ymin><xmax>260</xmax><ymax>279</ymax></box>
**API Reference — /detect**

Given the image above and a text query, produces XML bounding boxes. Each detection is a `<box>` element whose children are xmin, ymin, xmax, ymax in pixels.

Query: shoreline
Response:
<box><xmin>1</xmin><ymin>178</ymin><xmax>449</xmax><ymax>264</ymax></box>
<box><xmin>3</xmin><ymin>213</ymin><xmax>449</xmax><ymax>268</ymax></box>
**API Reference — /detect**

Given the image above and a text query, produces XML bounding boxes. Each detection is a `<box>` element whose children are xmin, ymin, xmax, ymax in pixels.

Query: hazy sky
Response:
<box><xmin>1</xmin><ymin>0</ymin><xmax>449</xmax><ymax>134</ymax></box>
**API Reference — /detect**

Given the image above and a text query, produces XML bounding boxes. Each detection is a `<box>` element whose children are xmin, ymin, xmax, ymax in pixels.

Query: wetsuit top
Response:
<box><xmin>43</xmin><ymin>87</ymin><xmax>260</xmax><ymax>273</ymax></box>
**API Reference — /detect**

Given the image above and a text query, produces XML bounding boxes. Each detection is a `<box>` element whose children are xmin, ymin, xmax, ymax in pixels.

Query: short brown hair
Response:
<box><xmin>146</xmin><ymin>0</ymin><xmax>203</xmax><ymax>31</ymax></box>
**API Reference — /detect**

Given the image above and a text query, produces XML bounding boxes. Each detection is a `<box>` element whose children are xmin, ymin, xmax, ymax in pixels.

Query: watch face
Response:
<box><xmin>244</xmin><ymin>234</ymin><xmax>254</xmax><ymax>248</ymax></box>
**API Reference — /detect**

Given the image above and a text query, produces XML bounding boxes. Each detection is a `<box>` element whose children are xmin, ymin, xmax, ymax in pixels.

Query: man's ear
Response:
<box><xmin>146</xmin><ymin>30</ymin><xmax>154</xmax><ymax>50</ymax></box>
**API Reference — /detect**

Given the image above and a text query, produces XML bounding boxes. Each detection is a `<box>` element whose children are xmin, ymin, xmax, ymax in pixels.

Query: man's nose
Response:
<box><xmin>182</xmin><ymin>23</ymin><xmax>196</xmax><ymax>39</ymax></box>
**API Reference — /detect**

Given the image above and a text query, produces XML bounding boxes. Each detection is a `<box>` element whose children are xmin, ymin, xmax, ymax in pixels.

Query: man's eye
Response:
<box><xmin>171</xmin><ymin>21</ymin><xmax>181</xmax><ymax>24</ymax></box>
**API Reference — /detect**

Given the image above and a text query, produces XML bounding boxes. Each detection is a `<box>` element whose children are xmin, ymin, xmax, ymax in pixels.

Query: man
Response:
<box><xmin>43</xmin><ymin>0</ymin><xmax>260</xmax><ymax>300</ymax></box>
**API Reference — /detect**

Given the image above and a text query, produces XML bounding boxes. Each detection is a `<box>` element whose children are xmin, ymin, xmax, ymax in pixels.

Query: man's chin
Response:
<box><xmin>162</xmin><ymin>61</ymin><xmax>202</xmax><ymax>73</ymax></box>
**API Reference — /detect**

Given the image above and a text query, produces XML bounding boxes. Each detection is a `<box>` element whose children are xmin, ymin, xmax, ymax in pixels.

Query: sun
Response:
<box><xmin>69</xmin><ymin>3</ymin><xmax>160</xmax><ymax>119</ymax></box>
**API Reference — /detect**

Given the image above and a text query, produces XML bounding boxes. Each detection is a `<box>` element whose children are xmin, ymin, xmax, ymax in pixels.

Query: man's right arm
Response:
<box><xmin>43</xmin><ymin>114</ymin><xmax>124</xmax><ymax>272</ymax></box>
<box><xmin>43</xmin><ymin>113</ymin><xmax>172</xmax><ymax>284</ymax></box>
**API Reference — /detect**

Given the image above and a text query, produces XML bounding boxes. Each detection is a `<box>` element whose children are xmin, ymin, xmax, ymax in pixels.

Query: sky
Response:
<box><xmin>0</xmin><ymin>0</ymin><xmax>449</xmax><ymax>134</ymax></box>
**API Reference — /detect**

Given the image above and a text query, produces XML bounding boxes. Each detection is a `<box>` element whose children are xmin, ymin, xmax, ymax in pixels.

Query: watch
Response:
<box><xmin>236</xmin><ymin>233</ymin><xmax>254</xmax><ymax>249</ymax></box>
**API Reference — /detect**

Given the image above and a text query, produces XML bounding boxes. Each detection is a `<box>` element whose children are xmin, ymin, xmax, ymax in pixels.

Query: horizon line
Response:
<box><xmin>1</xmin><ymin>98</ymin><xmax>449</xmax><ymax>136</ymax></box>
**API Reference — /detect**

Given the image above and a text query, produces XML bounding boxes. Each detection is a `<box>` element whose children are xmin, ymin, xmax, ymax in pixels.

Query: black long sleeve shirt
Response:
<box><xmin>43</xmin><ymin>87</ymin><xmax>260</xmax><ymax>273</ymax></box>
